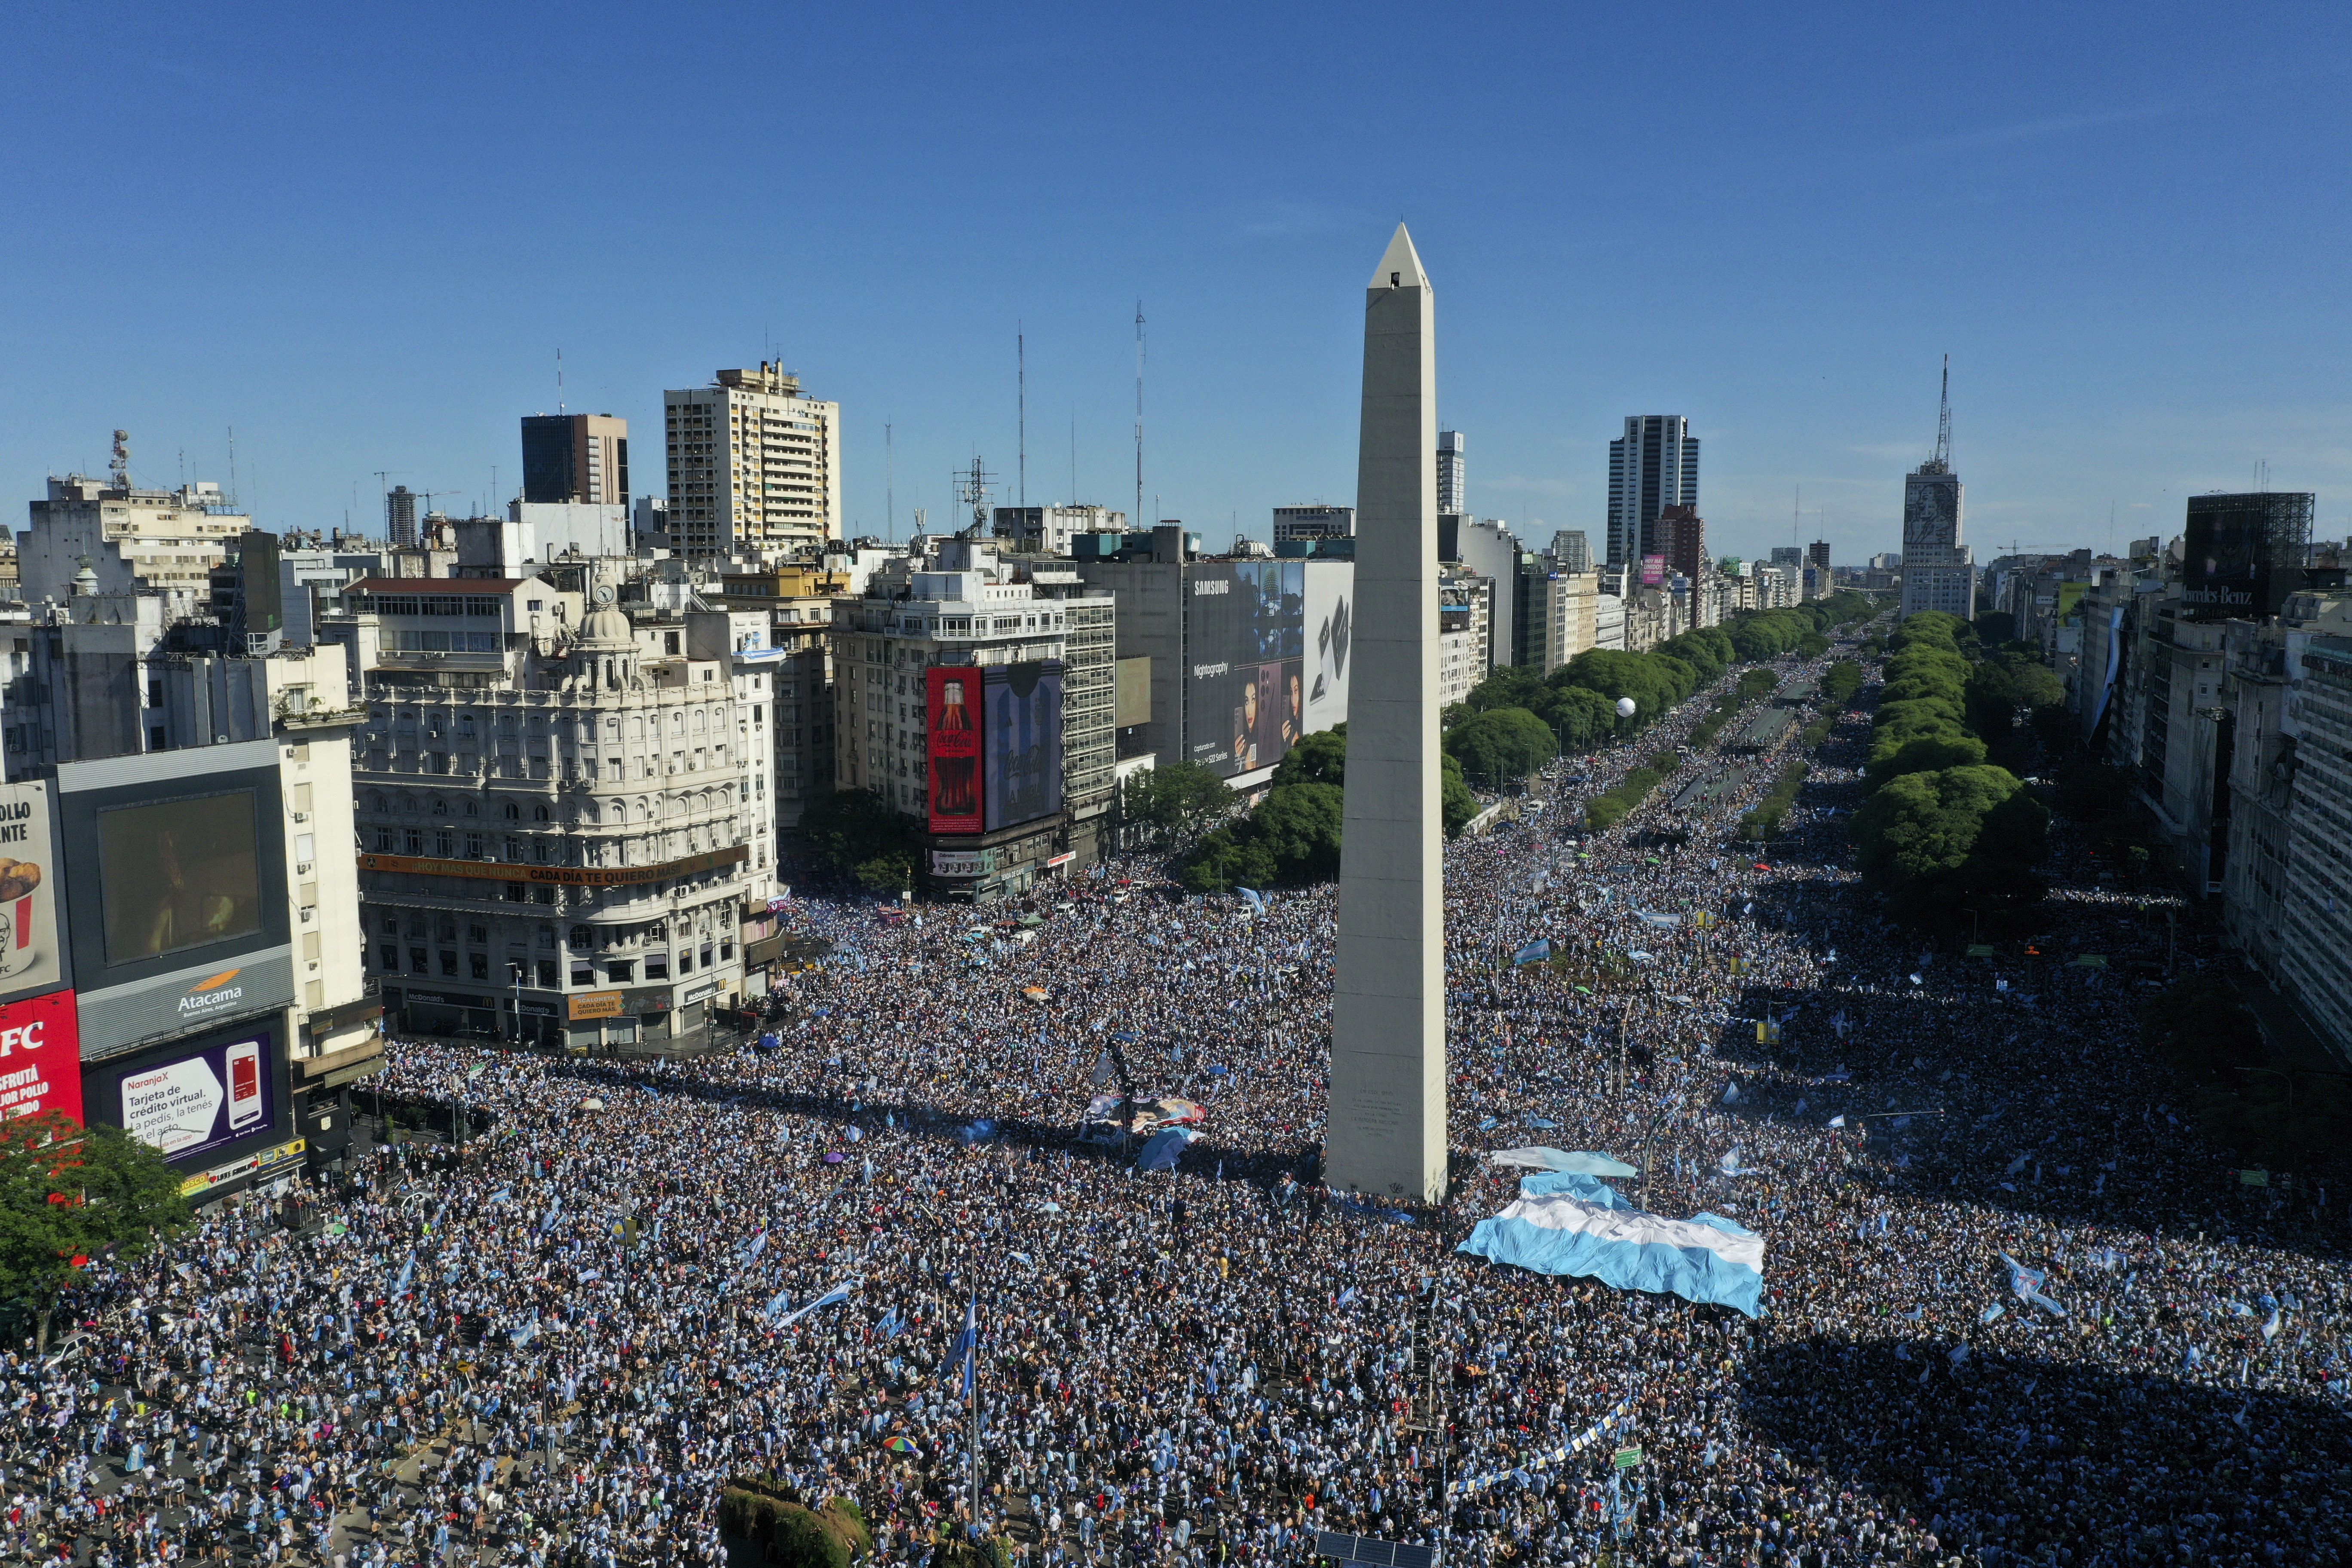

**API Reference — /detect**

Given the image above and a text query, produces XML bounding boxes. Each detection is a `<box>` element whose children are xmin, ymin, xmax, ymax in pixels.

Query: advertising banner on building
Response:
<box><xmin>0</xmin><ymin>781</ymin><xmax>66</xmax><ymax>1006</ymax></box>
<box><xmin>1303</xmin><ymin>560</ymin><xmax>1352</xmax><ymax>736</ymax></box>
<box><xmin>1640</xmin><ymin>554</ymin><xmax>1667</xmax><ymax>588</ymax></box>
<box><xmin>2182</xmin><ymin>493</ymin><xmax>2311</xmax><ymax>622</ymax></box>
<box><xmin>926</xmin><ymin>666</ymin><xmax>984</xmax><ymax>834</ymax></box>
<box><xmin>983</xmin><ymin>660</ymin><xmax>1063</xmax><ymax>831</ymax></box>
<box><xmin>0</xmin><ymin>989</ymin><xmax>82</xmax><ymax>1124</ymax></box>
<box><xmin>99</xmin><ymin>1026</ymin><xmax>280</xmax><ymax>1166</ymax></box>
<box><xmin>568</xmin><ymin>991</ymin><xmax>625</xmax><ymax>1021</ymax></box>
<box><xmin>1185</xmin><ymin>562</ymin><xmax>1306</xmax><ymax>777</ymax></box>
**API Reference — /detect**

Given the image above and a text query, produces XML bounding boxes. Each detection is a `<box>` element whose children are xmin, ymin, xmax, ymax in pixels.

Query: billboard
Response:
<box><xmin>58</xmin><ymin>742</ymin><xmax>295</xmax><ymax>1057</ymax></box>
<box><xmin>1304</xmin><ymin>560</ymin><xmax>1352</xmax><ymax>736</ymax></box>
<box><xmin>0</xmin><ymin>781</ymin><xmax>67</xmax><ymax>1006</ymax></box>
<box><xmin>0</xmin><ymin>989</ymin><xmax>82</xmax><ymax>1124</ymax></box>
<box><xmin>97</xmin><ymin>790</ymin><xmax>264</xmax><ymax>963</ymax></box>
<box><xmin>983</xmin><ymin>660</ymin><xmax>1063</xmax><ymax>831</ymax></box>
<box><xmin>86</xmin><ymin>1021</ymin><xmax>287</xmax><ymax>1169</ymax></box>
<box><xmin>1185</xmin><ymin>561</ymin><xmax>1305</xmax><ymax>777</ymax></box>
<box><xmin>2183</xmin><ymin>492</ymin><xmax>2314</xmax><ymax>622</ymax></box>
<box><xmin>926</xmin><ymin>666</ymin><xmax>984</xmax><ymax>834</ymax></box>
<box><xmin>1640</xmin><ymin>554</ymin><xmax>1667</xmax><ymax>588</ymax></box>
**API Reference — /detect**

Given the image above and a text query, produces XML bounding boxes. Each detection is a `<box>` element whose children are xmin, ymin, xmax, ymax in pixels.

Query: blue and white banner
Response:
<box><xmin>775</xmin><ymin>1280</ymin><xmax>858</xmax><ymax>1329</ymax></box>
<box><xmin>1513</xmin><ymin>939</ymin><xmax>1552</xmax><ymax>966</ymax></box>
<box><xmin>1451</xmin><ymin>1395</ymin><xmax>1638</xmax><ymax>1497</ymax></box>
<box><xmin>1458</xmin><ymin>1194</ymin><xmax>1765</xmax><ymax>1317</ymax></box>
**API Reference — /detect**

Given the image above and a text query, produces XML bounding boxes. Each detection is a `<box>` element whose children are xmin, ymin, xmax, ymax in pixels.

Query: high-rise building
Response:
<box><xmin>1655</xmin><ymin>505</ymin><xmax>1708</xmax><ymax>586</ymax></box>
<box><xmin>665</xmin><ymin>364</ymin><xmax>841</xmax><ymax>560</ymax></box>
<box><xmin>1552</xmin><ymin>530</ymin><xmax>1592</xmax><ymax>574</ymax></box>
<box><xmin>1900</xmin><ymin>362</ymin><xmax>1975</xmax><ymax>618</ymax></box>
<box><xmin>1606</xmin><ymin>415</ymin><xmax>1698</xmax><ymax>567</ymax></box>
<box><xmin>521</xmin><ymin>413</ymin><xmax>630</xmax><ymax>506</ymax></box>
<box><xmin>1436</xmin><ymin>431</ymin><xmax>1467</xmax><ymax>516</ymax></box>
<box><xmin>386</xmin><ymin>485</ymin><xmax>417</xmax><ymax>546</ymax></box>
<box><xmin>1809</xmin><ymin>539</ymin><xmax>1831</xmax><ymax>574</ymax></box>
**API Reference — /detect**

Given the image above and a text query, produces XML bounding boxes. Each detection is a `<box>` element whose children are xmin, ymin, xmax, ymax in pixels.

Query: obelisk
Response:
<box><xmin>1325</xmin><ymin>224</ymin><xmax>1447</xmax><ymax>1204</ymax></box>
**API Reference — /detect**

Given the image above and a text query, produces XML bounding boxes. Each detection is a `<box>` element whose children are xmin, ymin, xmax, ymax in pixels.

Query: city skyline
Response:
<box><xmin>7</xmin><ymin>3</ymin><xmax>2350</xmax><ymax>564</ymax></box>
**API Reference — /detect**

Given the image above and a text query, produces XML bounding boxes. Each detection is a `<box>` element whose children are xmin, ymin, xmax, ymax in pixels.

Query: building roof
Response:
<box><xmin>344</xmin><ymin>578</ymin><xmax>532</xmax><ymax>594</ymax></box>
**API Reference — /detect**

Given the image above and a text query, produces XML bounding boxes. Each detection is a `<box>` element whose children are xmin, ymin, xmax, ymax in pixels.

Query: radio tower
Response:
<box><xmin>1923</xmin><ymin>354</ymin><xmax>1953</xmax><ymax>475</ymax></box>
<box><xmin>954</xmin><ymin>456</ymin><xmax>994</xmax><ymax>539</ymax></box>
<box><xmin>1133</xmin><ymin>301</ymin><xmax>1145</xmax><ymax>526</ymax></box>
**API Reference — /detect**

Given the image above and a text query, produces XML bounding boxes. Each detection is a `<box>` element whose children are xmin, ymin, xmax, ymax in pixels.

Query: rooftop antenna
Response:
<box><xmin>227</xmin><ymin>426</ymin><xmax>239</xmax><ymax>508</ymax></box>
<box><xmin>885</xmin><ymin>422</ymin><xmax>895</xmax><ymax>543</ymax></box>
<box><xmin>1017</xmin><ymin>325</ymin><xmax>1026</xmax><ymax>510</ymax></box>
<box><xmin>1793</xmin><ymin>482</ymin><xmax>1801</xmax><ymax>556</ymax></box>
<box><xmin>1134</xmin><ymin>301</ymin><xmax>1145</xmax><ymax>527</ymax></box>
<box><xmin>1926</xmin><ymin>354</ymin><xmax>1952</xmax><ymax>474</ymax></box>
<box><xmin>1070</xmin><ymin>412</ymin><xmax>1078</xmax><ymax>508</ymax></box>
<box><xmin>954</xmin><ymin>456</ymin><xmax>994</xmax><ymax>539</ymax></box>
<box><xmin>110</xmin><ymin>429</ymin><xmax>129</xmax><ymax>491</ymax></box>
<box><xmin>557</xmin><ymin>348</ymin><xmax>565</xmax><ymax>416</ymax></box>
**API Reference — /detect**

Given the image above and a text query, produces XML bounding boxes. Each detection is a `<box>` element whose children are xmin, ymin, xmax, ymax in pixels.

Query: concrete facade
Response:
<box><xmin>1327</xmin><ymin>226</ymin><xmax>1448</xmax><ymax>1204</ymax></box>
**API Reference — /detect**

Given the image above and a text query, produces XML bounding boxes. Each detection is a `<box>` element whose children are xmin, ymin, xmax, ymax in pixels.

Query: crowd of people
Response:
<box><xmin>8</xmin><ymin>622</ymin><xmax>2350</xmax><ymax>1568</ymax></box>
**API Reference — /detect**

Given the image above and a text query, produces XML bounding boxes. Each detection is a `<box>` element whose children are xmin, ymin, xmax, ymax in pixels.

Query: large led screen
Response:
<box><xmin>97</xmin><ymin>791</ymin><xmax>263</xmax><ymax>964</ymax></box>
<box><xmin>1185</xmin><ymin>562</ymin><xmax>1305</xmax><ymax>777</ymax></box>
<box><xmin>110</xmin><ymin>1027</ymin><xmax>278</xmax><ymax>1164</ymax></box>
<box><xmin>983</xmin><ymin>660</ymin><xmax>1063</xmax><ymax>831</ymax></box>
<box><xmin>925</xmin><ymin>666</ymin><xmax>984</xmax><ymax>834</ymax></box>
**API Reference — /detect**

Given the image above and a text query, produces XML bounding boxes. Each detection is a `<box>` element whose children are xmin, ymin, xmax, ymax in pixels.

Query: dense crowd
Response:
<box><xmin>8</xmin><ymin>632</ymin><xmax>2350</xmax><ymax>1568</ymax></box>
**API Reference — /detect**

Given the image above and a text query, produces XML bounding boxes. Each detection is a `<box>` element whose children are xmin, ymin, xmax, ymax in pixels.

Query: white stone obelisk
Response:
<box><xmin>1325</xmin><ymin>224</ymin><xmax>1447</xmax><ymax>1204</ymax></box>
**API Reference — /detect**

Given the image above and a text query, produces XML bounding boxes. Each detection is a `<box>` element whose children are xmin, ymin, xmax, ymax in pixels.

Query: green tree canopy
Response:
<box><xmin>1271</xmin><ymin>729</ymin><xmax>1348</xmax><ymax>789</ymax></box>
<box><xmin>1444</xmin><ymin>706</ymin><xmax>1557</xmax><ymax>784</ymax></box>
<box><xmin>1122</xmin><ymin>759</ymin><xmax>1234</xmax><ymax>844</ymax></box>
<box><xmin>1853</xmin><ymin>763</ymin><xmax>2048</xmax><ymax>925</ymax></box>
<box><xmin>1</xmin><ymin>1112</ymin><xmax>190</xmax><ymax>1349</ymax></box>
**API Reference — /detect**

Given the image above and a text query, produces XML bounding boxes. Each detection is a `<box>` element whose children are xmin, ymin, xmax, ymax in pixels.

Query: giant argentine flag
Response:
<box><xmin>1457</xmin><ymin>1193</ymin><xmax>1766</xmax><ymax>1317</ymax></box>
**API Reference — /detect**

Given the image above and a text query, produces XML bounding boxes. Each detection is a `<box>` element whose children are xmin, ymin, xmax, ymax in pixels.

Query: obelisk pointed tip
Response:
<box><xmin>1369</xmin><ymin>223</ymin><xmax>1429</xmax><ymax>291</ymax></box>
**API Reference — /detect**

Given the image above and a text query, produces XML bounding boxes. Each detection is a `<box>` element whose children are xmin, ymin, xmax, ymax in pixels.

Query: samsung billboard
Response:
<box><xmin>57</xmin><ymin>741</ymin><xmax>295</xmax><ymax>1057</ymax></box>
<box><xmin>1185</xmin><ymin>562</ymin><xmax>1306</xmax><ymax>777</ymax></box>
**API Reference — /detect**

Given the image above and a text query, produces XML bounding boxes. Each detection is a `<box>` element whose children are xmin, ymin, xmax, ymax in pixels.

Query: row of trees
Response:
<box><xmin>1174</xmin><ymin>727</ymin><xmax>1481</xmax><ymax>893</ymax></box>
<box><xmin>1449</xmin><ymin>595</ymin><xmax>1878</xmax><ymax>777</ymax></box>
<box><xmin>1851</xmin><ymin>611</ymin><xmax>2057</xmax><ymax>928</ymax></box>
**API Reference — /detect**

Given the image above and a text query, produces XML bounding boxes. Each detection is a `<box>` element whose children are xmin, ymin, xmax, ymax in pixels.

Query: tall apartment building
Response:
<box><xmin>1655</xmin><ymin>505</ymin><xmax>1708</xmax><ymax>587</ymax></box>
<box><xmin>23</xmin><ymin>473</ymin><xmax>251</xmax><ymax>606</ymax></box>
<box><xmin>1437</xmin><ymin>568</ymin><xmax>1491</xmax><ymax>706</ymax></box>
<box><xmin>1552</xmin><ymin>530</ymin><xmax>1592</xmax><ymax>575</ymax></box>
<box><xmin>1900</xmin><ymin>373</ymin><xmax>1975</xmax><ymax>618</ymax></box>
<box><xmin>522</xmin><ymin>413</ymin><xmax>630</xmax><ymax>506</ymax></box>
<box><xmin>1439</xmin><ymin>516</ymin><xmax>1522</xmax><ymax>667</ymax></box>
<box><xmin>834</xmin><ymin>537</ymin><xmax>1117</xmax><ymax>898</ymax></box>
<box><xmin>1436</xmin><ymin>431</ymin><xmax>1467</xmax><ymax>516</ymax></box>
<box><xmin>386</xmin><ymin>485</ymin><xmax>418</xmax><ymax>546</ymax></box>
<box><xmin>1606</xmin><ymin>415</ymin><xmax>1698</xmax><ymax>567</ymax></box>
<box><xmin>665</xmin><ymin>364</ymin><xmax>841</xmax><ymax>560</ymax></box>
<box><xmin>2274</xmin><ymin>628</ymin><xmax>2352</xmax><ymax>1056</ymax></box>
<box><xmin>329</xmin><ymin>571</ymin><xmax>763</xmax><ymax>1048</ymax></box>
<box><xmin>1272</xmin><ymin>505</ymin><xmax>1356</xmax><ymax>545</ymax></box>
<box><xmin>1808</xmin><ymin>539</ymin><xmax>1832</xmax><ymax>575</ymax></box>
<box><xmin>993</xmin><ymin>504</ymin><xmax>1127</xmax><ymax>557</ymax></box>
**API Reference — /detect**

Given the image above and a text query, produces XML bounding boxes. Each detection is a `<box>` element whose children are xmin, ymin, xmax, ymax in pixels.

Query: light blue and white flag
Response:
<box><xmin>1235</xmin><ymin>887</ymin><xmax>1266</xmax><ymax>916</ymax></box>
<box><xmin>745</xmin><ymin>1231</ymin><xmax>770</xmax><ymax>1264</ymax></box>
<box><xmin>1456</xmin><ymin>1194</ymin><xmax>1764</xmax><ymax>1316</ymax></box>
<box><xmin>392</xmin><ymin>1252</ymin><xmax>414</xmax><ymax>1294</ymax></box>
<box><xmin>1513</xmin><ymin>939</ymin><xmax>1552</xmax><ymax>966</ymax></box>
<box><xmin>775</xmin><ymin>1280</ymin><xmax>858</xmax><ymax>1329</ymax></box>
<box><xmin>952</xmin><ymin>1297</ymin><xmax>978</xmax><ymax>1401</ymax></box>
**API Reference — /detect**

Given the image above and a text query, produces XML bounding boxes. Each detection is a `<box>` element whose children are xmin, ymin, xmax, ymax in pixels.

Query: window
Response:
<box><xmin>503</xmin><ymin>802</ymin><xmax>520</xmax><ymax>819</ymax></box>
<box><xmin>568</xmin><ymin>925</ymin><xmax>593</xmax><ymax>949</ymax></box>
<box><xmin>467</xmin><ymin>924</ymin><xmax>488</xmax><ymax>945</ymax></box>
<box><xmin>378</xmin><ymin>943</ymin><xmax>398</xmax><ymax>970</ymax></box>
<box><xmin>570</xmin><ymin>963</ymin><xmax>592</xmax><ymax>986</ymax></box>
<box><xmin>469</xmin><ymin>954</ymin><xmax>490</xmax><ymax>980</ymax></box>
<box><xmin>404</xmin><ymin>829</ymin><xmax>424</xmax><ymax>854</ymax></box>
<box><xmin>439</xmin><ymin>951</ymin><xmax>459</xmax><ymax>976</ymax></box>
<box><xmin>538</xmin><ymin>960</ymin><xmax>558</xmax><ymax>988</ymax></box>
<box><xmin>377</xmin><ymin>828</ymin><xmax>395</xmax><ymax>851</ymax></box>
<box><xmin>466</xmin><ymin>833</ymin><xmax>484</xmax><ymax>859</ymax></box>
<box><xmin>606</xmin><ymin>960</ymin><xmax>634</xmax><ymax>983</ymax></box>
<box><xmin>435</xmin><ymin>830</ymin><xmax>454</xmax><ymax>857</ymax></box>
<box><xmin>645</xmin><ymin>955</ymin><xmax>669</xmax><ymax>980</ymax></box>
<box><xmin>410</xmin><ymin>947</ymin><xmax>430</xmax><ymax>974</ymax></box>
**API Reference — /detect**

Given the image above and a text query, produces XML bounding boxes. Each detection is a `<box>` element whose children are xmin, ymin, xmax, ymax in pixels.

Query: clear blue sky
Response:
<box><xmin>6</xmin><ymin>1</ymin><xmax>2348</xmax><ymax>565</ymax></box>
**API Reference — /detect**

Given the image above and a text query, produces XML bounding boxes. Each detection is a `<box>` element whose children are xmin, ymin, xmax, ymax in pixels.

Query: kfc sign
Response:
<box><xmin>0</xmin><ymin>989</ymin><xmax>82</xmax><ymax>1124</ymax></box>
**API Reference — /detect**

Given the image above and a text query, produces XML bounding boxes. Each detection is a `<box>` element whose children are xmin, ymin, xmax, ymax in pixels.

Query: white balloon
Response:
<box><xmin>1615</xmin><ymin>697</ymin><xmax>1638</xmax><ymax>718</ymax></box>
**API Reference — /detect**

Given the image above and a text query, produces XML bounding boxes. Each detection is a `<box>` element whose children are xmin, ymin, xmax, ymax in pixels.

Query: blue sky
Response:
<box><xmin>6</xmin><ymin>1</ymin><xmax>2349</xmax><ymax>564</ymax></box>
